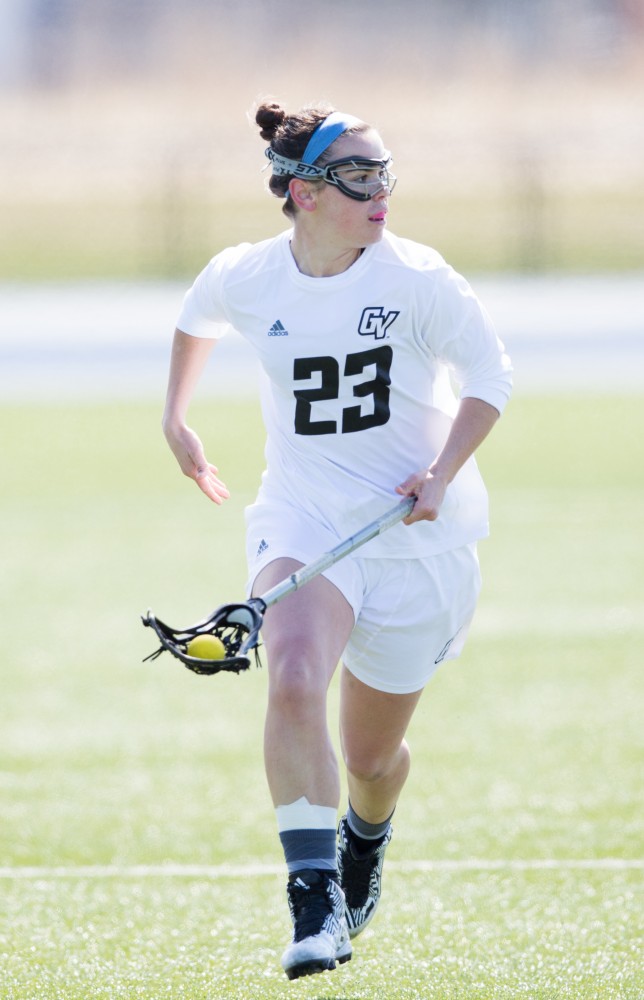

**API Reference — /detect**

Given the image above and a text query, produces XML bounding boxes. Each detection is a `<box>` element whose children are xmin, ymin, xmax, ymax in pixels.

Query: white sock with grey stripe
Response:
<box><xmin>276</xmin><ymin>796</ymin><xmax>337</xmax><ymax>875</ymax></box>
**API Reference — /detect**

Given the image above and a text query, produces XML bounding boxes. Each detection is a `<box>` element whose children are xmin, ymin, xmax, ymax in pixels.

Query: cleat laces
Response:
<box><xmin>288</xmin><ymin>876</ymin><xmax>334</xmax><ymax>940</ymax></box>
<box><xmin>342</xmin><ymin>848</ymin><xmax>380</xmax><ymax>907</ymax></box>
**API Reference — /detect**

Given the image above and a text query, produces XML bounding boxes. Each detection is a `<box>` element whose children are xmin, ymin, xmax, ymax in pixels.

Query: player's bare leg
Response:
<box><xmin>337</xmin><ymin>669</ymin><xmax>423</xmax><ymax>936</ymax></box>
<box><xmin>255</xmin><ymin>559</ymin><xmax>354</xmax><ymax>808</ymax></box>
<box><xmin>253</xmin><ymin>560</ymin><xmax>354</xmax><ymax>979</ymax></box>
<box><xmin>340</xmin><ymin>669</ymin><xmax>423</xmax><ymax>821</ymax></box>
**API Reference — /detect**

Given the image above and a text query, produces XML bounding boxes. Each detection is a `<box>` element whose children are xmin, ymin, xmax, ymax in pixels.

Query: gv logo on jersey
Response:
<box><xmin>358</xmin><ymin>306</ymin><xmax>400</xmax><ymax>340</ymax></box>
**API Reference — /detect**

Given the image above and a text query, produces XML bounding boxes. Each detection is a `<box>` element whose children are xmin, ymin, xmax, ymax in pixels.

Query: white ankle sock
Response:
<box><xmin>276</xmin><ymin>796</ymin><xmax>338</xmax><ymax>874</ymax></box>
<box><xmin>276</xmin><ymin>795</ymin><xmax>337</xmax><ymax>833</ymax></box>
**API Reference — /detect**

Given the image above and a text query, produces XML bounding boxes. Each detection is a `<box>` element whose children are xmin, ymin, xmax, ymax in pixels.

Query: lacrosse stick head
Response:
<box><xmin>142</xmin><ymin>598</ymin><xmax>265</xmax><ymax>675</ymax></box>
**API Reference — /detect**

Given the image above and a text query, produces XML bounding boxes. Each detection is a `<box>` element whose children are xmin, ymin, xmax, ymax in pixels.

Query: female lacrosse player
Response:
<box><xmin>162</xmin><ymin>100</ymin><xmax>512</xmax><ymax>981</ymax></box>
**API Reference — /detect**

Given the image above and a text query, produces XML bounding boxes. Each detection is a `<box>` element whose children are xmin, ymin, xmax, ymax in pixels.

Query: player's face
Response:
<box><xmin>314</xmin><ymin>129</ymin><xmax>392</xmax><ymax>248</ymax></box>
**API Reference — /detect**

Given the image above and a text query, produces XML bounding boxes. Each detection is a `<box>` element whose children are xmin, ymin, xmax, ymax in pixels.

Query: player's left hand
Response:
<box><xmin>396</xmin><ymin>469</ymin><xmax>448</xmax><ymax>524</ymax></box>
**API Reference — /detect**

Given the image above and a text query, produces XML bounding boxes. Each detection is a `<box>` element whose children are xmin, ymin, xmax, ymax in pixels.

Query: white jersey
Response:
<box><xmin>176</xmin><ymin>229</ymin><xmax>513</xmax><ymax>557</ymax></box>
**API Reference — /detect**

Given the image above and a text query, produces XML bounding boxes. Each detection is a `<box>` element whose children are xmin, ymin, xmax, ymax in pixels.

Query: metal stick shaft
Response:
<box><xmin>260</xmin><ymin>496</ymin><xmax>415</xmax><ymax>610</ymax></box>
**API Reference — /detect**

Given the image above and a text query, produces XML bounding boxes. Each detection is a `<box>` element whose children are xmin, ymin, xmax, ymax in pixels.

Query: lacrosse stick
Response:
<box><xmin>142</xmin><ymin>496</ymin><xmax>415</xmax><ymax>676</ymax></box>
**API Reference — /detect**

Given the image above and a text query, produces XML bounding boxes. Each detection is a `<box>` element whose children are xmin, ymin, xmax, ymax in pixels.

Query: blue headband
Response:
<box><xmin>301</xmin><ymin>111</ymin><xmax>363</xmax><ymax>165</ymax></box>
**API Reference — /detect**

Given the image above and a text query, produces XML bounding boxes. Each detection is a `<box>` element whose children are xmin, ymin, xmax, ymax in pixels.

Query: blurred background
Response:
<box><xmin>1</xmin><ymin>0</ymin><xmax>643</xmax><ymax>282</ymax></box>
<box><xmin>1</xmin><ymin>0</ymin><xmax>643</xmax><ymax>401</ymax></box>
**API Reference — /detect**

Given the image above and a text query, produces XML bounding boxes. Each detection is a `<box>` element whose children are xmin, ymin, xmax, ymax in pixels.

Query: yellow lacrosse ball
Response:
<box><xmin>186</xmin><ymin>634</ymin><xmax>226</xmax><ymax>660</ymax></box>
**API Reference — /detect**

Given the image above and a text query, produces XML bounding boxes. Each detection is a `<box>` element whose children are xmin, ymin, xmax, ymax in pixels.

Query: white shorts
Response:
<box><xmin>245</xmin><ymin>503</ymin><xmax>482</xmax><ymax>695</ymax></box>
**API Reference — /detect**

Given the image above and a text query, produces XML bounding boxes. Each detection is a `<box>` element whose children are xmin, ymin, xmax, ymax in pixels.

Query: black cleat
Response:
<box><xmin>337</xmin><ymin>815</ymin><xmax>392</xmax><ymax>938</ymax></box>
<box><xmin>281</xmin><ymin>869</ymin><xmax>352</xmax><ymax>980</ymax></box>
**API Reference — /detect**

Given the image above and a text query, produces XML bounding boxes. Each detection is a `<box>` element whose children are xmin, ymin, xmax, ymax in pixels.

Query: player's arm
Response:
<box><xmin>162</xmin><ymin>328</ymin><xmax>231</xmax><ymax>504</ymax></box>
<box><xmin>396</xmin><ymin>397</ymin><xmax>499</xmax><ymax>523</ymax></box>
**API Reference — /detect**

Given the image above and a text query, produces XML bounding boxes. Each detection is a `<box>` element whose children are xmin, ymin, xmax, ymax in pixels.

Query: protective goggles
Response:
<box><xmin>265</xmin><ymin>147</ymin><xmax>397</xmax><ymax>202</ymax></box>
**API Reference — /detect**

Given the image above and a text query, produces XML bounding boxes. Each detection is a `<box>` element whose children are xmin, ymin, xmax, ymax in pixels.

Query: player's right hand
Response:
<box><xmin>164</xmin><ymin>423</ymin><xmax>230</xmax><ymax>505</ymax></box>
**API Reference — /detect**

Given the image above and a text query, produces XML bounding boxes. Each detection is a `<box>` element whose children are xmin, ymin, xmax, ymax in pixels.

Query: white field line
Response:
<box><xmin>0</xmin><ymin>859</ymin><xmax>641</xmax><ymax>879</ymax></box>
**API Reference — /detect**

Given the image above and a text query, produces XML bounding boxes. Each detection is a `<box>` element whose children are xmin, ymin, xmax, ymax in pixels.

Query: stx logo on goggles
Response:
<box><xmin>358</xmin><ymin>306</ymin><xmax>400</xmax><ymax>340</ymax></box>
<box><xmin>292</xmin><ymin>162</ymin><xmax>326</xmax><ymax>179</ymax></box>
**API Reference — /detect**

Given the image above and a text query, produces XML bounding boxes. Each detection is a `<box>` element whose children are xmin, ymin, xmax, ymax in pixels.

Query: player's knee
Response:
<box><xmin>343</xmin><ymin>740</ymin><xmax>410</xmax><ymax>785</ymax></box>
<box><xmin>345</xmin><ymin>758</ymin><xmax>386</xmax><ymax>784</ymax></box>
<box><xmin>266</xmin><ymin>644</ymin><xmax>330</xmax><ymax>720</ymax></box>
<box><xmin>343</xmin><ymin>751</ymin><xmax>392</xmax><ymax>785</ymax></box>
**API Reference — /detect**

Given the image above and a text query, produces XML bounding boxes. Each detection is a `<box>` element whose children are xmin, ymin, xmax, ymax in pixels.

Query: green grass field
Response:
<box><xmin>3</xmin><ymin>186</ymin><xmax>644</xmax><ymax>281</ymax></box>
<box><xmin>1</xmin><ymin>395</ymin><xmax>642</xmax><ymax>999</ymax></box>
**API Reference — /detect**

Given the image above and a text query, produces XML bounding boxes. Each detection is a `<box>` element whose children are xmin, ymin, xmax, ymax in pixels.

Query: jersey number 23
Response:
<box><xmin>293</xmin><ymin>346</ymin><xmax>393</xmax><ymax>436</ymax></box>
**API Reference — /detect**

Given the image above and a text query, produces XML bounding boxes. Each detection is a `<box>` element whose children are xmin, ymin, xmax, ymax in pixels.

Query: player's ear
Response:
<box><xmin>289</xmin><ymin>178</ymin><xmax>318</xmax><ymax>213</ymax></box>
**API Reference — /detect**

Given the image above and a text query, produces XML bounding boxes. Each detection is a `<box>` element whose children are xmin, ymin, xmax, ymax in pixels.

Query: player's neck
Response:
<box><xmin>289</xmin><ymin>236</ymin><xmax>363</xmax><ymax>278</ymax></box>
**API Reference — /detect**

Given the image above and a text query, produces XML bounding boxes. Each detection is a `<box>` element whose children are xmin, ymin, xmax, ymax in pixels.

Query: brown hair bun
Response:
<box><xmin>255</xmin><ymin>102</ymin><xmax>287</xmax><ymax>142</ymax></box>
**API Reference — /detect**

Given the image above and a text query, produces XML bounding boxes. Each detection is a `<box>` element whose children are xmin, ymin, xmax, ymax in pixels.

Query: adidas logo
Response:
<box><xmin>256</xmin><ymin>538</ymin><xmax>269</xmax><ymax>556</ymax></box>
<box><xmin>268</xmin><ymin>319</ymin><xmax>288</xmax><ymax>336</ymax></box>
